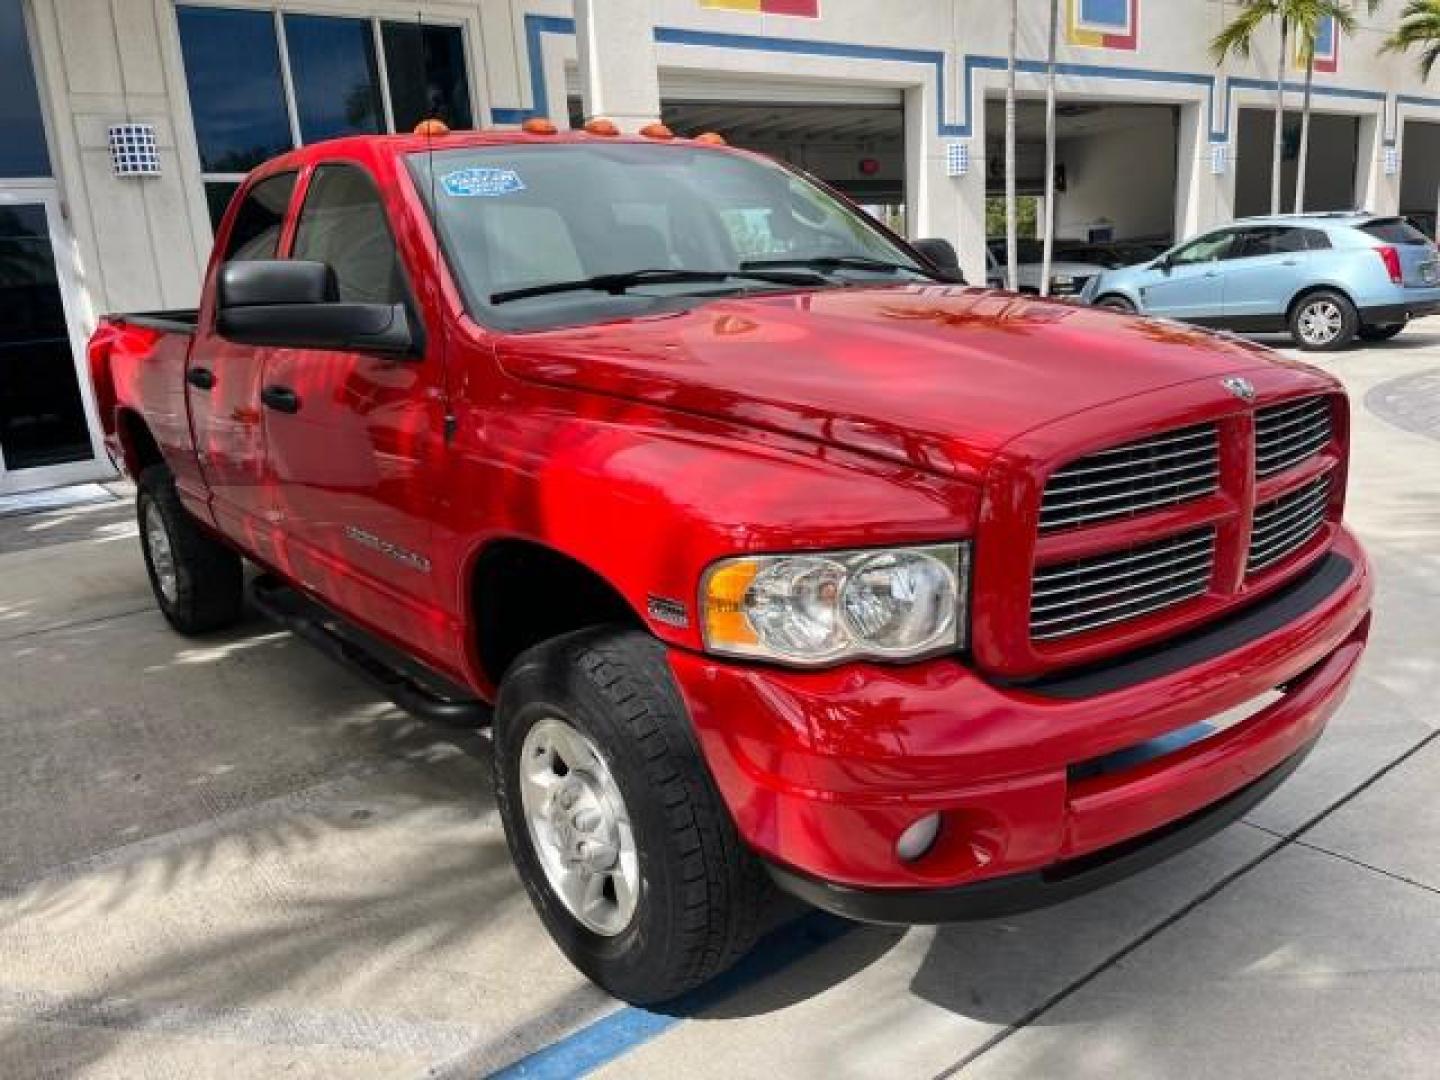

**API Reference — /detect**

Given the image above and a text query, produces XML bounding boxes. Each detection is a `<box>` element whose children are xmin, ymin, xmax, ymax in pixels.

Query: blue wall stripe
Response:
<box><xmin>487</xmin><ymin>912</ymin><xmax>854</xmax><ymax>1079</ymax></box>
<box><xmin>488</xmin><ymin>13</ymin><xmax>1440</xmax><ymax>148</ymax></box>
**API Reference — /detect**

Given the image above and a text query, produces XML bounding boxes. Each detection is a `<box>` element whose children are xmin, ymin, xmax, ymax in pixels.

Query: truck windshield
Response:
<box><xmin>408</xmin><ymin>142</ymin><xmax>932</xmax><ymax>330</ymax></box>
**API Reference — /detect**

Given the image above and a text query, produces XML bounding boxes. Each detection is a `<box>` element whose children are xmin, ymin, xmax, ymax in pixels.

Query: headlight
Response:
<box><xmin>701</xmin><ymin>543</ymin><xmax>968</xmax><ymax>665</ymax></box>
<box><xmin>1051</xmin><ymin>274</ymin><xmax>1075</xmax><ymax>287</ymax></box>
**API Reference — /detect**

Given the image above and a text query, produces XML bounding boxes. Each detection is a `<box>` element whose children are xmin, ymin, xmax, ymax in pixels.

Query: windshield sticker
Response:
<box><xmin>440</xmin><ymin>167</ymin><xmax>526</xmax><ymax>198</ymax></box>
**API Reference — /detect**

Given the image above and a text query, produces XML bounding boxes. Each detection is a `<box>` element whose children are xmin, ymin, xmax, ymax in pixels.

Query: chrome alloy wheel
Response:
<box><xmin>144</xmin><ymin>501</ymin><xmax>179</xmax><ymax>603</ymax></box>
<box><xmin>1297</xmin><ymin>299</ymin><xmax>1344</xmax><ymax>346</ymax></box>
<box><xmin>519</xmin><ymin>717</ymin><xmax>640</xmax><ymax>936</ymax></box>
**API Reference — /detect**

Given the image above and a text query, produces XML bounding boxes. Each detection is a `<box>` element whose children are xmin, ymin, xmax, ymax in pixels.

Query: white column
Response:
<box><xmin>906</xmin><ymin>82</ymin><xmax>986</xmax><ymax>284</ymax></box>
<box><xmin>1354</xmin><ymin>111</ymin><xmax>1396</xmax><ymax>214</ymax></box>
<box><xmin>573</xmin><ymin>0</ymin><xmax>661</xmax><ymax>133</ymax></box>
<box><xmin>1173</xmin><ymin>102</ymin><xmax>1208</xmax><ymax>241</ymax></box>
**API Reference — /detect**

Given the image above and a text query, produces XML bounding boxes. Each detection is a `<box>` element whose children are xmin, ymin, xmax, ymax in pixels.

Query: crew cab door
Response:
<box><xmin>1219</xmin><ymin>226</ymin><xmax>1318</xmax><ymax>325</ymax></box>
<box><xmin>186</xmin><ymin>170</ymin><xmax>297</xmax><ymax>561</ymax></box>
<box><xmin>261</xmin><ymin>163</ymin><xmax>450</xmax><ymax>657</ymax></box>
<box><xmin>1138</xmin><ymin>229</ymin><xmax>1235</xmax><ymax>321</ymax></box>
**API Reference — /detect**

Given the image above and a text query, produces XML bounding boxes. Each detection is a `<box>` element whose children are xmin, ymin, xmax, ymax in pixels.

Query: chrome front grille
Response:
<box><xmin>1039</xmin><ymin>423</ymin><xmax>1221</xmax><ymax>533</ymax></box>
<box><xmin>1248</xmin><ymin>476</ymin><xmax>1330</xmax><ymax>574</ymax></box>
<box><xmin>1030</xmin><ymin>528</ymin><xmax>1216</xmax><ymax>642</ymax></box>
<box><xmin>1255</xmin><ymin>396</ymin><xmax>1332</xmax><ymax>477</ymax></box>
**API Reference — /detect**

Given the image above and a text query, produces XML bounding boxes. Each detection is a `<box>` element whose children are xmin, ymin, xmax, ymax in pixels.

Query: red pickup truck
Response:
<box><xmin>88</xmin><ymin>127</ymin><xmax>1372</xmax><ymax>1004</ymax></box>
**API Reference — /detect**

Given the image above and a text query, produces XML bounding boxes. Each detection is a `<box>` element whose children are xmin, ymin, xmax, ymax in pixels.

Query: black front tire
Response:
<box><xmin>1289</xmin><ymin>290</ymin><xmax>1359</xmax><ymax>351</ymax></box>
<box><xmin>494</xmin><ymin>627</ymin><xmax>770</xmax><ymax>1004</ymax></box>
<box><xmin>1359</xmin><ymin>323</ymin><xmax>1406</xmax><ymax>343</ymax></box>
<box><xmin>137</xmin><ymin>464</ymin><xmax>244</xmax><ymax>635</ymax></box>
<box><xmin>1097</xmin><ymin>294</ymin><xmax>1137</xmax><ymax>314</ymax></box>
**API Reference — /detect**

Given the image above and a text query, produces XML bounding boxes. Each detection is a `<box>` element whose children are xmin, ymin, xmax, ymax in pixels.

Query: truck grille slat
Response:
<box><xmin>1247</xmin><ymin>477</ymin><xmax>1330</xmax><ymax>573</ymax></box>
<box><xmin>1030</xmin><ymin>529</ymin><xmax>1215</xmax><ymax>641</ymax></box>
<box><xmin>1039</xmin><ymin>423</ymin><xmax>1220</xmax><ymax>532</ymax></box>
<box><xmin>1031</xmin><ymin>565</ymin><xmax>1214</xmax><ymax>623</ymax></box>
<box><xmin>1255</xmin><ymin>397</ymin><xmax>1332</xmax><ymax>477</ymax></box>
<box><xmin>1030</xmin><ymin>548</ymin><xmax>1214</xmax><ymax>603</ymax></box>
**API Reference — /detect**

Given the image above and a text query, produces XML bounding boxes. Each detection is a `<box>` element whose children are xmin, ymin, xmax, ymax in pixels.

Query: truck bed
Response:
<box><xmin>109</xmin><ymin>309</ymin><xmax>198</xmax><ymax>335</ymax></box>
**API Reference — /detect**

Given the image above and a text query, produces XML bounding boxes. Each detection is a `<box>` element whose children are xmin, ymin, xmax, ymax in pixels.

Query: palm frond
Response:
<box><xmin>1211</xmin><ymin>2</ymin><xmax>1278</xmax><ymax>63</ymax></box>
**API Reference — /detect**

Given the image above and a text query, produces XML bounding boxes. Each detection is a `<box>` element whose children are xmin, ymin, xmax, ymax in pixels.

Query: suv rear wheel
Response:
<box><xmin>137</xmin><ymin>464</ymin><xmax>244</xmax><ymax>634</ymax></box>
<box><xmin>493</xmin><ymin>626</ymin><xmax>770</xmax><ymax>1004</ymax></box>
<box><xmin>1289</xmin><ymin>290</ymin><xmax>1358</xmax><ymax>351</ymax></box>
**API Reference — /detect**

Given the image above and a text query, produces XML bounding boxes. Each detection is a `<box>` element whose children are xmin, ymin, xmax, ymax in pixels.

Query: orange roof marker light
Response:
<box><xmin>413</xmin><ymin>119</ymin><xmax>450</xmax><ymax>137</ymax></box>
<box><xmin>639</xmin><ymin>122</ymin><xmax>675</xmax><ymax>140</ymax></box>
<box><xmin>521</xmin><ymin>117</ymin><xmax>558</xmax><ymax>135</ymax></box>
<box><xmin>583</xmin><ymin>117</ymin><xmax>620</xmax><ymax>137</ymax></box>
<box><xmin>693</xmin><ymin>131</ymin><xmax>727</xmax><ymax>146</ymax></box>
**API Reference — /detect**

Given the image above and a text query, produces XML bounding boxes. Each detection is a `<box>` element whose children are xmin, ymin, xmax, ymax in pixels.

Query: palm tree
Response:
<box><xmin>1212</xmin><ymin>2</ymin><xmax>1378</xmax><ymax>215</ymax></box>
<box><xmin>1005</xmin><ymin>0</ymin><xmax>1019</xmax><ymax>292</ymax></box>
<box><xmin>1382</xmin><ymin>0</ymin><xmax>1440</xmax><ymax>77</ymax></box>
<box><xmin>1040</xmin><ymin>0</ymin><xmax>1061</xmax><ymax>297</ymax></box>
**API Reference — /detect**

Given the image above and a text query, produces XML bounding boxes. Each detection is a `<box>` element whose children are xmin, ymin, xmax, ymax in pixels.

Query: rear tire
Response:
<box><xmin>494</xmin><ymin>626</ymin><xmax>770</xmax><ymax>1004</ymax></box>
<box><xmin>137</xmin><ymin>464</ymin><xmax>244</xmax><ymax>635</ymax></box>
<box><xmin>1358</xmin><ymin>323</ymin><xmax>1405</xmax><ymax>343</ymax></box>
<box><xmin>1289</xmin><ymin>290</ymin><xmax>1359</xmax><ymax>351</ymax></box>
<box><xmin>1096</xmin><ymin>294</ymin><xmax>1136</xmax><ymax>314</ymax></box>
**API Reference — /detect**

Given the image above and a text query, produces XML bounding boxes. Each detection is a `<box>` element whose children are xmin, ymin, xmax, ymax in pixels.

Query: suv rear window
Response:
<box><xmin>1360</xmin><ymin>218</ymin><xmax>1431</xmax><ymax>246</ymax></box>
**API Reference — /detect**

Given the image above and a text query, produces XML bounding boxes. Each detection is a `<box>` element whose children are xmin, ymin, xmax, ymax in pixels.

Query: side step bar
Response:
<box><xmin>249</xmin><ymin>575</ymin><xmax>492</xmax><ymax>727</ymax></box>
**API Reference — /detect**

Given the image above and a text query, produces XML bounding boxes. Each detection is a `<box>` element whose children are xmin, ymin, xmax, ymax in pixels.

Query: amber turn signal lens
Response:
<box><xmin>702</xmin><ymin>559</ymin><xmax>760</xmax><ymax>650</ymax></box>
<box><xmin>413</xmin><ymin>119</ymin><xmax>450</xmax><ymax>137</ymax></box>
<box><xmin>694</xmin><ymin>131</ymin><xmax>727</xmax><ymax>145</ymax></box>
<box><xmin>521</xmin><ymin>117</ymin><xmax>558</xmax><ymax>135</ymax></box>
<box><xmin>583</xmin><ymin>117</ymin><xmax>620</xmax><ymax>136</ymax></box>
<box><xmin>639</xmin><ymin>122</ymin><xmax>674</xmax><ymax>140</ymax></box>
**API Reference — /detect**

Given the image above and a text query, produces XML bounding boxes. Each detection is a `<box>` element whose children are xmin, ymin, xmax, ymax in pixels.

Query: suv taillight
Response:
<box><xmin>1377</xmin><ymin>245</ymin><xmax>1403</xmax><ymax>284</ymax></box>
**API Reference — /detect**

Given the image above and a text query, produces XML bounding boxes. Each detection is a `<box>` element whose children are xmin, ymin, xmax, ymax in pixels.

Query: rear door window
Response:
<box><xmin>223</xmin><ymin>172</ymin><xmax>298</xmax><ymax>261</ymax></box>
<box><xmin>1360</xmin><ymin>218</ymin><xmax>1431</xmax><ymax>246</ymax></box>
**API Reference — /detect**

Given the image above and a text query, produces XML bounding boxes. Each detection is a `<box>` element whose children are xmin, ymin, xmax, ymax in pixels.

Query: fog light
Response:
<box><xmin>896</xmin><ymin>812</ymin><xmax>941</xmax><ymax>862</ymax></box>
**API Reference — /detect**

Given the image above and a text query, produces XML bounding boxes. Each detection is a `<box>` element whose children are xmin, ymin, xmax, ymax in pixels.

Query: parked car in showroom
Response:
<box><xmin>90</xmin><ymin>126</ymin><xmax>1372</xmax><ymax>1004</ymax></box>
<box><xmin>987</xmin><ymin>238</ymin><xmax>1109</xmax><ymax>297</ymax></box>
<box><xmin>1081</xmin><ymin>213</ymin><xmax>1440</xmax><ymax>350</ymax></box>
<box><xmin>1059</xmin><ymin>239</ymin><xmax>1168</xmax><ymax>269</ymax></box>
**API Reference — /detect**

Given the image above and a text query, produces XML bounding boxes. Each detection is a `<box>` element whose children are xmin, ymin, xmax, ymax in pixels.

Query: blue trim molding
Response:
<box><xmin>494</xmin><ymin>12</ymin><xmax>1439</xmax><ymax>150</ymax></box>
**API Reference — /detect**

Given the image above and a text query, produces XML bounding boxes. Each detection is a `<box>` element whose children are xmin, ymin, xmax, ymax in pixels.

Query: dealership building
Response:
<box><xmin>3</xmin><ymin>0</ymin><xmax>1439</xmax><ymax>495</ymax></box>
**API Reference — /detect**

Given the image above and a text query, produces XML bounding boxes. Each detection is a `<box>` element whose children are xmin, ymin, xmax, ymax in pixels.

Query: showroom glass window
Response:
<box><xmin>177</xmin><ymin>7</ymin><xmax>474</xmax><ymax>232</ymax></box>
<box><xmin>0</xmin><ymin>0</ymin><xmax>52</xmax><ymax>178</ymax></box>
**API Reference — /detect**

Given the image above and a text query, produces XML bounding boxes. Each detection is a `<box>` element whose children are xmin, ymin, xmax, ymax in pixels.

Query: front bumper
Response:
<box><xmin>667</xmin><ymin>528</ymin><xmax>1372</xmax><ymax>915</ymax></box>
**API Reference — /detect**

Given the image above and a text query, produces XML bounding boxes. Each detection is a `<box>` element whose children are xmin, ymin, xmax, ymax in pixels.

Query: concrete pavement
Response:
<box><xmin>2</xmin><ymin>321</ymin><xmax>1438</xmax><ymax>1078</ymax></box>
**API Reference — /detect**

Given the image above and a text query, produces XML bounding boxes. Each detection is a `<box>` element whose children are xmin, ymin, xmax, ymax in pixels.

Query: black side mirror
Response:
<box><xmin>912</xmin><ymin>238</ymin><xmax>967</xmax><ymax>284</ymax></box>
<box><xmin>216</xmin><ymin>260</ymin><xmax>419</xmax><ymax>356</ymax></box>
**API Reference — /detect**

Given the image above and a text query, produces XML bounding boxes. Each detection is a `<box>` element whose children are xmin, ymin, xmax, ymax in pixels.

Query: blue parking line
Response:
<box><xmin>488</xmin><ymin>912</ymin><xmax>853</xmax><ymax>1078</ymax></box>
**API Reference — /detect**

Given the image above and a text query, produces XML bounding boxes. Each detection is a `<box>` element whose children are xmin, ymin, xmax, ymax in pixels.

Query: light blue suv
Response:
<box><xmin>1080</xmin><ymin>213</ymin><xmax>1440</xmax><ymax>350</ymax></box>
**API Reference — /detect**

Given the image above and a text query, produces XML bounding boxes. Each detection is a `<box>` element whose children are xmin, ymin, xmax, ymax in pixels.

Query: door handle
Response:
<box><xmin>1203</xmin><ymin>271</ymin><xmax>1220</xmax><ymax>278</ymax></box>
<box><xmin>186</xmin><ymin>367</ymin><xmax>216</xmax><ymax>391</ymax></box>
<box><xmin>1282</xmin><ymin>259</ymin><xmax>1300</xmax><ymax>266</ymax></box>
<box><xmin>260</xmin><ymin>385</ymin><xmax>301</xmax><ymax>414</ymax></box>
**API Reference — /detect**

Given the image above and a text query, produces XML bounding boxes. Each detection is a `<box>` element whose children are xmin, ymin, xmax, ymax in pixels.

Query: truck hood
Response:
<box><xmin>496</xmin><ymin>286</ymin><xmax>1280</xmax><ymax>481</ymax></box>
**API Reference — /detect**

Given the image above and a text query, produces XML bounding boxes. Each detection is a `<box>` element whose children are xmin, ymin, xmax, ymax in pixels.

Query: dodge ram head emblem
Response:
<box><xmin>1222</xmin><ymin>376</ymin><xmax>1256</xmax><ymax>402</ymax></box>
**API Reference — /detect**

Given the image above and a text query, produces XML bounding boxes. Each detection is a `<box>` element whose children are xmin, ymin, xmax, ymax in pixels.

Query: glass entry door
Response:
<box><xmin>0</xmin><ymin>187</ymin><xmax>106</xmax><ymax>495</ymax></box>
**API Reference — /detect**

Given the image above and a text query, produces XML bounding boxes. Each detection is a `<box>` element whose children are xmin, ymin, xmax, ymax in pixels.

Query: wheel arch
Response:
<box><xmin>466</xmin><ymin>536</ymin><xmax>647</xmax><ymax>693</ymax></box>
<box><xmin>1285</xmin><ymin>282</ymin><xmax>1358</xmax><ymax>321</ymax></box>
<box><xmin>115</xmin><ymin>408</ymin><xmax>164</xmax><ymax>477</ymax></box>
